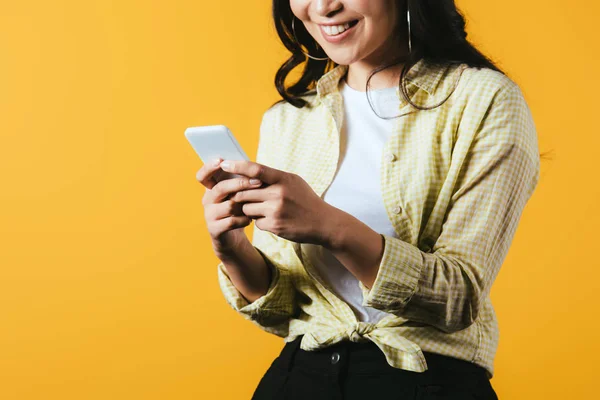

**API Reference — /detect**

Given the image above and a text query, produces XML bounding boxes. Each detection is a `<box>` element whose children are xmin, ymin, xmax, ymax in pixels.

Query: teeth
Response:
<box><xmin>322</xmin><ymin>22</ymin><xmax>352</xmax><ymax>36</ymax></box>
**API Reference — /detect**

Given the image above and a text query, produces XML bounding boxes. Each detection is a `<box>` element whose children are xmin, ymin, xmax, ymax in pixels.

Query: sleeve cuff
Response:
<box><xmin>358</xmin><ymin>234</ymin><xmax>423</xmax><ymax>312</ymax></box>
<box><xmin>216</xmin><ymin>249</ymin><xmax>283</xmax><ymax>320</ymax></box>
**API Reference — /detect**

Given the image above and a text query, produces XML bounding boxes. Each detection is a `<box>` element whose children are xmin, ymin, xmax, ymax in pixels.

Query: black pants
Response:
<box><xmin>252</xmin><ymin>335</ymin><xmax>498</xmax><ymax>400</ymax></box>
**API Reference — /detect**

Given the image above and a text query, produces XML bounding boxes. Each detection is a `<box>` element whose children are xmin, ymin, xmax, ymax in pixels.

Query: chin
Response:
<box><xmin>324</xmin><ymin>53</ymin><xmax>357</xmax><ymax>66</ymax></box>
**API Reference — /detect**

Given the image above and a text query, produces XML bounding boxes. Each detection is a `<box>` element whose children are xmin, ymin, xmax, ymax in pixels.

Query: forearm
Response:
<box><xmin>320</xmin><ymin>209</ymin><xmax>476</xmax><ymax>332</ymax></box>
<box><xmin>321</xmin><ymin>205</ymin><xmax>384</xmax><ymax>289</ymax></box>
<box><xmin>215</xmin><ymin>238</ymin><xmax>272</xmax><ymax>304</ymax></box>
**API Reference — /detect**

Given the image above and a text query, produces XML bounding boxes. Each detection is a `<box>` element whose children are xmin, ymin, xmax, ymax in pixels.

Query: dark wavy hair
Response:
<box><xmin>270</xmin><ymin>0</ymin><xmax>553</xmax><ymax>161</ymax></box>
<box><xmin>272</xmin><ymin>0</ymin><xmax>504</xmax><ymax>110</ymax></box>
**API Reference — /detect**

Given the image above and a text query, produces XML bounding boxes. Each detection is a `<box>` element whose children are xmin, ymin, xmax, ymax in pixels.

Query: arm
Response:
<box><xmin>216</xmin><ymin>107</ymin><xmax>299</xmax><ymax>337</ymax></box>
<box><xmin>217</xmin><ymin>224</ymin><xmax>299</xmax><ymax>337</ymax></box>
<box><xmin>324</xmin><ymin>81</ymin><xmax>541</xmax><ymax>333</ymax></box>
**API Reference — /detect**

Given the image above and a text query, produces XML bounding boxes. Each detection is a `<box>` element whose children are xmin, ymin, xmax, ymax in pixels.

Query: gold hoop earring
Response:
<box><xmin>291</xmin><ymin>17</ymin><xmax>329</xmax><ymax>61</ymax></box>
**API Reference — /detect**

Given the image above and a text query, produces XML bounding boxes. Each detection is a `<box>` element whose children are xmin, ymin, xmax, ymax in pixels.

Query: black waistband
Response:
<box><xmin>276</xmin><ymin>335</ymin><xmax>489</xmax><ymax>382</ymax></box>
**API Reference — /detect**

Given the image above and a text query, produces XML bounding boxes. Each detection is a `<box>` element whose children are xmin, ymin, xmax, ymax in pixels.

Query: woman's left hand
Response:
<box><xmin>219</xmin><ymin>159</ymin><xmax>338</xmax><ymax>246</ymax></box>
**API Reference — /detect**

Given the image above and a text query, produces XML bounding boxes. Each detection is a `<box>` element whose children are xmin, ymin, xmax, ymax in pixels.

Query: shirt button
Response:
<box><xmin>330</xmin><ymin>352</ymin><xmax>340</xmax><ymax>364</ymax></box>
<box><xmin>393</xmin><ymin>205</ymin><xmax>402</xmax><ymax>214</ymax></box>
<box><xmin>386</xmin><ymin>152</ymin><xmax>396</xmax><ymax>162</ymax></box>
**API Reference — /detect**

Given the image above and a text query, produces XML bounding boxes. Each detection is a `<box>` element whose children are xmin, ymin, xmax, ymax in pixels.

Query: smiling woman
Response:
<box><xmin>200</xmin><ymin>0</ymin><xmax>544</xmax><ymax>399</ymax></box>
<box><xmin>273</xmin><ymin>0</ymin><xmax>509</xmax><ymax>112</ymax></box>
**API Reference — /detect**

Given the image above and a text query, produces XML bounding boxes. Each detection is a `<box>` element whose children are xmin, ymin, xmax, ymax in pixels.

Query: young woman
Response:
<box><xmin>197</xmin><ymin>0</ymin><xmax>541</xmax><ymax>399</ymax></box>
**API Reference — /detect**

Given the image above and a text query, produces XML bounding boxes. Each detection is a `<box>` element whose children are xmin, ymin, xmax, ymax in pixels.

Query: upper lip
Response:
<box><xmin>317</xmin><ymin>20</ymin><xmax>357</xmax><ymax>26</ymax></box>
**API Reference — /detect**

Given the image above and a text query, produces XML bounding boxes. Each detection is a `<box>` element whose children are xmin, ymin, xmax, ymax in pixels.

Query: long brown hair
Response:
<box><xmin>271</xmin><ymin>0</ymin><xmax>503</xmax><ymax>110</ymax></box>
<box><xmin>269</xmin><ymin>0</ymin><xmax>553</xmax><ymax>161</ymax></box>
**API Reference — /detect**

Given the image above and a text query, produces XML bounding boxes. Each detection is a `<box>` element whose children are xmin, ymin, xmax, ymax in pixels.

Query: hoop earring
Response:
<box><xmin>291</xmin><ymin>17</ymin><xmax>329</xmax><ymax>61</ymax></box>
<box><xmin>407</xmin><ymin>7</ymin><xmax>412</xmax><ymax>53</ymax></box>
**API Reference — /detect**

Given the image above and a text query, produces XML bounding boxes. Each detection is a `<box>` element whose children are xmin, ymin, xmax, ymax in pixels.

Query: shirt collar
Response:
<box><xmin>315</xmin><ymin>58</ymin><xmax>450</xmax><ymax>101</ymax></box>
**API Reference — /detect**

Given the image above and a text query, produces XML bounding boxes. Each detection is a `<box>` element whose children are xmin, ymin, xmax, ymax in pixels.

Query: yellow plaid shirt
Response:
<box><xmin>217</xmin><ymin>58</ymin><xmax>540</xmax><ymax>379</ymax></box>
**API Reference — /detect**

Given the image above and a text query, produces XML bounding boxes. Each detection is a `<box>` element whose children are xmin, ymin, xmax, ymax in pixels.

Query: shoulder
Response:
<box><xmin>265</xmin><ymin>92</ymin><xmax>320</xmax><ymax>119</ymax></box>
<box><xmin>458</xmin><ymin>65</ymin><xmax>525</xmax><ymax>105</ymax></box>
<box><xmin>260</xmin><ymin>92</ymin><xmax>322</xmax><ymax>138</ymax></box>
<box><xmin>457</xmin><ymin>66</ymin><xmax>538</xmax><ymax>158</ymax></box>
<box><xmin>256</xmin><ymin>94</ymin><xmax>316</xmax><ymax>162</ymax></box>
<box><xmin>450</xmin><ymin>65</ymin><xmax>533</xmax><ymax>135</ymax></box>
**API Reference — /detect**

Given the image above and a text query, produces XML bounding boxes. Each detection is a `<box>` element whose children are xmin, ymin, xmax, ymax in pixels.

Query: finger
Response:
<box><xmin>205</xmin><ymin>176</ymin><xmax>263</xmax><ymax>204</ymax></box>
<box><xmin>220</xmin><ymin>160</ymin><xmax>279</xmax><ymax>185</ymax></box>
<box><xmin>240</xmin><ymin>202</ymin><xmax>266</xmax><ymax>219</ymax></box>
<box><xmin>230</xmin><ymin>186</ymin><xmax>270</xmax><ymax>203</ymax></box>
<box><xmin>211</xmin><ymin>199</ymin><xmax>245</xmax><ymax>220</ymax></box>
<box><xmin>213</xmin><ymin>215</ymin><xmax>252</xmax><ymax>233</ymax></box>
<box><xmin>196</xmin><ymin>158</ymin><xmax>224</xmax><ymax>190</ymax></box>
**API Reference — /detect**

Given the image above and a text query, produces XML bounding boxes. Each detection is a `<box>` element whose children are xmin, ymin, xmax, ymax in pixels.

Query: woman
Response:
<box><xmin>198</xmin><ymin>0</ymin><xmax>540</xmax><ymax>399</ymax></box>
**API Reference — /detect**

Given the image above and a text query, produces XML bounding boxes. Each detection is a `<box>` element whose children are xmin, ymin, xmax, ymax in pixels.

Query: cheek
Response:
<box><xmin>363</xmin><ymin>0</ymin><xmax>398</xmax><ymax>34</ymax></box>
<box><xmin>366</xmin><ymin>14</ymin><xmax>398</xmax><ymax>44</ymax></box>
<box><xmin>289</xmin><ymin>0</ymin><xmax>310</xmax><ymax>20</ymax></box>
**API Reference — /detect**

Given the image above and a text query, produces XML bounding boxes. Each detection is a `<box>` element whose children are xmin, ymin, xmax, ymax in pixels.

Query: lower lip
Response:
<box><xmin>319</xmin><ymin>21</ymin><xmax>358</xmax><ymax>44</ymax></box>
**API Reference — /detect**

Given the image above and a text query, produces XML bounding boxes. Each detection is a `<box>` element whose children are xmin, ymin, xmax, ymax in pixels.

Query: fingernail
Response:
<box><xmin>220</xmin><ymin>161</ymin><xmax>230</xmax><ymax>170</ymax></box>
<box><xmin>213</xmin><ymin>158</ymin><xmax>222</xmax><ymax>166</ymax></box>
<box><xmin>249</xmin><ymin>179</ymin><xmax>261</xmax><ymax>185</ymax></box>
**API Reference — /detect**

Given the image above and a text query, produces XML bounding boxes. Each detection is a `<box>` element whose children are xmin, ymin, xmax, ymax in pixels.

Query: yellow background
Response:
<box><xmin>0</xmin><ymin>1</ymin><xmax>597</xmax><ymax>399</ymax></box>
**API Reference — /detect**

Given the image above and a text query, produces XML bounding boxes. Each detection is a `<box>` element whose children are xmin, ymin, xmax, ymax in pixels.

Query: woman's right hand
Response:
<box><xmin>196</xmin><ymin>158</ymin><xmax>263</xmax><ymax>257</ymax></box>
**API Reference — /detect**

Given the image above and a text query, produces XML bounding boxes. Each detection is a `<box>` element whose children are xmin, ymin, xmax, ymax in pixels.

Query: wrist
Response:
<box><xmin>321</xmin><ymin>205</ymin><xmax>348</xmax><ymax>251</ymax></box>
<box><xmin>213</xmin><ymin>232</ymin><xmax>251</xmax><ymax>261</ymax></box>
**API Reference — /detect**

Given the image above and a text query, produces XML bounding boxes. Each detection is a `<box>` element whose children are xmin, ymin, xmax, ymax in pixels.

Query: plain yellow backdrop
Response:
<box><xmin>0</xmin><ymin>1</ymin><xmax>597</xmax><ymax>399</ymax></box>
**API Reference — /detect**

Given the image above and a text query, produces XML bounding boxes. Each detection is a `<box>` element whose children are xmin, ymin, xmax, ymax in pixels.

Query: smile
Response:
<box><xmin>319</xmin><ymin>20</ymin><xmax>359</xmax><ymax>43</ymax></box>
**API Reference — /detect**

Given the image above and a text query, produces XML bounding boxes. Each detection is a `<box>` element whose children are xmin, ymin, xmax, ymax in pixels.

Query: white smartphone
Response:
<box><xmin>185</xmin><ymin>125</ymin><xmax>250</xmax><ymax>182</ymax></box>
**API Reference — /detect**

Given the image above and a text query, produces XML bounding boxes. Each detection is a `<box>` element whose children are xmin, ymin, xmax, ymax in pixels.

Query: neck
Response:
<box><xmin>344</xmin><ymin>36</ymin><xmax>408</xmax><ymax>92</ymax></box>
<box><xmin>344</xmin><ymin>63</ymin><xmax>404</xmax><ymax>92</ymax></box>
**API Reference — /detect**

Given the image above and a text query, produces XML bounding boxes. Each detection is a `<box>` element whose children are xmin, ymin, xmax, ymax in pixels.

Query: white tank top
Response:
<box><xmin>301</xmin><ymin>77</ymin><xmax>402</xmax><ymax>323</ymax></box>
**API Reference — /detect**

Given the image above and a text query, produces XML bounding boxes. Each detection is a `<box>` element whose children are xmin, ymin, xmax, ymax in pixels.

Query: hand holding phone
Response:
<box><xmin>187</xmin><ymin>124</ymin><xmax>262</xmax><ymax>255</ymax></box>
<box><xmin>188</xmin><ymin>125</ymin><xmax>274</xmax><ymax>304</ymax></box>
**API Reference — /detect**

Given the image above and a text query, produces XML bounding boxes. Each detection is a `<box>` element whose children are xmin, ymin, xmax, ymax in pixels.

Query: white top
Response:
<box><xmin>301</xmin><ymin>78</ymin><xmax>402</xmax><ymax>323</ymax></box>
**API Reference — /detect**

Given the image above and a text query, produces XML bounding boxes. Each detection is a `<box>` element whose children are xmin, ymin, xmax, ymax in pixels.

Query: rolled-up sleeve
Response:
<box><xmin>358</xmin><ymin>80</ymin><xmax>541</xmax><ymax>333</ymax></box>
<box><xmin>216</xmin><ymin>107</ymin><xmax>298</xmax><ymax>338</ymax></box>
